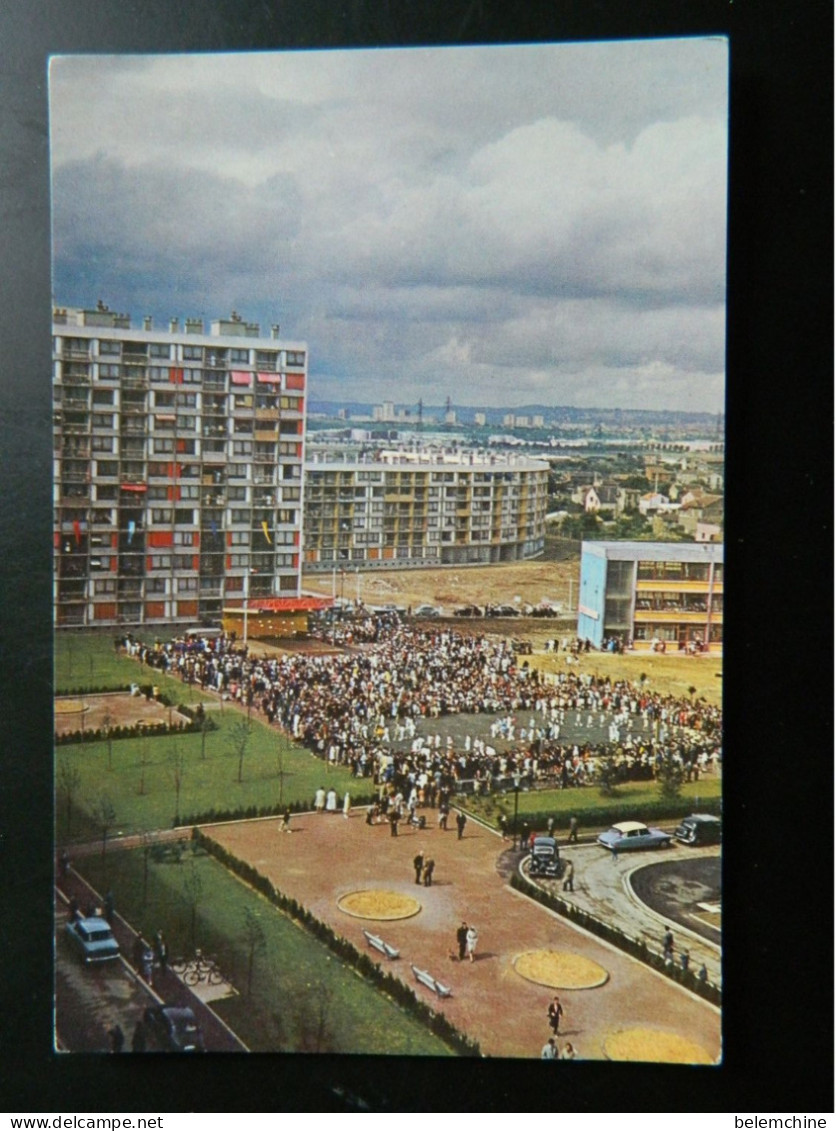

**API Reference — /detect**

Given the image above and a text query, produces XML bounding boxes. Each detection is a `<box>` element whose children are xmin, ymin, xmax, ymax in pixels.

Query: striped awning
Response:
<box><xmin>231</xmin><ymin>371</ymin><xmax>252</xmax><ymax>386</ymax></box>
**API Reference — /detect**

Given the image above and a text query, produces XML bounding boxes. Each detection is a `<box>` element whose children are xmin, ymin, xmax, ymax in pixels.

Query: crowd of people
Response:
<box><xmin>119</xmin><ymin>619</ymin><xmax>722</xmax><ymax>803</ymax></box>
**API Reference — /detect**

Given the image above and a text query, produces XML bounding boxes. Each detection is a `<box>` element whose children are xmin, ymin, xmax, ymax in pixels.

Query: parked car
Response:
<box><xmin>674</xmin><ymin>813</ymin><xmax>722</xmax><ymax>846</ymax></box>
<box><xmin>413</xmin><ymin>604</ymin><xmax>441</xmax><ymax>618</ymax></box>
<box><xmin>528</xmin><ymin>836</ymin><xmax>560</xmax><ymax>877</ymax></box>
<box><xmin>453</xmin><ymin>604</ymin><xmax>482</xmax><ymax>617</ymax></box>
<box><xmin>64</xmin><ymin>916</ymin><xmax>120</xmax><ymax>964</ymax></box>
<box><xmin>597</xmin><ymin>820</ymin><xmax>671</xmax><ymax>853</ymax></box>
<box><xmin>143</xmin><ymin>1004</ymin><xmax>206</xmax><ymax>1052</ymax></box>
<box><xmin>487</xmin><ymin>603</ymin><xmax>520</xmax><ymax>617</ymax></box>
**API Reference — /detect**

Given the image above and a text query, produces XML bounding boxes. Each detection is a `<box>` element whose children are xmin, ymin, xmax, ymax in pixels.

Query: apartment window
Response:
<box><xmin>175</xmin><ymin>415</ymin><xmax>196</xmax><ymax>432</ymax></box>
<box><xmin>96</xmin><ymin>461</ymin><xmax>118</xmax><ymax>477</ymax></box>
<box><xmin>228</xmin><ymin>463</ymin><xmax>249</xmax><ymax>478</ymax></box>
<box><xmin>148</xmin><ymin>486</ymin><xmax>168</xmax><ymax>501</ymax></box>
<box><xmin>232</xmin><ymin>441</ymin><xmax>253</xmax><ymax>456</ymax></box>
<box><xmin>99</xmin><ymin>341</ymin><xmax>121</xmax><ymax>355</ymax></box>
<box><xmin>255</xmin><ymin>351</ymin><xmax>278</xmax><ymax>370</ymax></box>
<box><xmin>150</xmin><ymin>554</ymin><xmax>171</xmax><ymax>569</ymax></box>
<box><xmin>229</xmin><ymin>554</ymin><xmax>250</xmax><ymax>568</ymax></box>
<box><xmin>230</xmin><ymin>509</ymin><xmax>250</xmax><ymax>524</ymax></box>
<box><xmin>280</xmin><ymin>396</ymin><xmax>302</xmax><ymax>411</ymax></box>
<box><xmin>92</xmin><ymin>390</ymin><xmax>114</xmax><ymax>405</ymax></box>
<box><xmin>183</xmin><ymin>345</ymin><xmax>203</xmax><ymax>361</ymax></box>
<box><xmin>151</xmin><ymin>509</ymin><xmax>173</xmax><ymax>524</ymax></box>
<box><xmin>154</xmin><ymin>392</ymin><xmax>175</xmax><ymax>407</ymax></box>
<box><xmin>173</xmin><ymin>554</ymin><xmax>194</xmax><ymax>570</ymax></box>
<box><xmin>152</xmin><ymin>438</ymin><xmax>174</xmax><ymax>454</ymax></box>
<box><xmin>149</xmin><ymin>367</ymin><xmax>170</xmax><ymax>381</ymax></box>
<box><xmin>228</xmin><ymin>486</ymin><xmax>248</xmax><ymax>501</ymax></box>
<box><xmin>182</xmin><ymin>368</ymin><xmax>202</xmax><ymax>384</ymax></box>
<box><xmin>180</xmin><ymin>392</ymin><xmax>197</xmax><ymax>407</ymax></box>
<box><xmin>147</xmin><ymin>578</ymin><xmax>168</xmax><ymax>594</ymax></box>
<box><xmin>179</xmin><ymin>485</ymin><xmax>199</xmax><ymax>500</ymax></box>
<box><xmin>233</xmin><ymin>394</ymin><xmax>253</xmax><ymax>409</ymax></box>
<box><xmin>173</xmin><ymin>531</ymin><xmax>196</xmax><ymax>546</ymax></box>
<box><xmin>95</xmin><ymin>486</ymin><xmax>118</xmax><ymax>502</ymax></box>
<box><xmin>230</xmin><ymin>531</ymin><xmax>250</xmax><ymax>545</ymax></box>
<box><xmin>285</xmin><ymin>351</ymin><xmax>305</xmax><ymax>366</ymax></box>
<box><xmin>234</xmin><ymin>420</ymin><xmax>253</xmax><ymax>434</ymax></box>
<box><xmin>277</xmin><ymin>509</ymin><xmax>297</xmax><ymax>524</ymax></box>
<box><xmin>177</xmin><ymin>577</ymin><xmax>198</xmax><ymax>593</ymax></box>
<box><xmin>93</xmin><ymin>579</ymin><xmax>117</xmax><ymax>595</ymax></box>
<box><xmin>174</xmin><ymin>508</ymin><xmax>195</xmax><ymax>525</ymax></box>
<box><xmin>99</xmin><ymin>364</ymin><xmax>121</xmax><ymax>378</ymax></box>
<box><xmin>150</xmin><ymin>343</ymin><xmax>171</xmax><ymax>358</ymax></box>
<box><xmin>147</xmin><ymin>462</ymin><xmax>169</xmax><ymax>477</ymax></box>
<box><xmin>230</xmin><ymin>348</ymin><xmax>249</xmax><ymax>363</ymax></box>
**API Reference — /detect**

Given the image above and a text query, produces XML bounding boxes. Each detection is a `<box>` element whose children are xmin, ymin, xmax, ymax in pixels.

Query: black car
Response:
<box><xmin>528</xmin><ymin>836</ymin><xmax>560</xmax><ymax>877</ymax></box>
<box><xmin>143</xmin><ymin>1004</ymin><xmax>206</xmax><ymax>1052</ymax></box>
<box><xmin>674</xmin><ymin>813</ymin><xmax>722</xmax><ymax>846</ymax></box>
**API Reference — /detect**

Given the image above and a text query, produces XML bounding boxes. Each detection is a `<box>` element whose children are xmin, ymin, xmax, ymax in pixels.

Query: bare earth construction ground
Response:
<box><xmin>206</xmin><ymin>810</ymin><xmax>721</xmax><ymax>1062</ymax></box>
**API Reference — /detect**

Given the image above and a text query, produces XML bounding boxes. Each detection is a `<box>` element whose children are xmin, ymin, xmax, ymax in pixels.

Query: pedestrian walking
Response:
<box><xmin>343</xmin><ymin>791</ymin><xmax>351</xmax><ymax>819</ymax></box>
<box><xmin>456</xmin><ymin>921</ymin><xmax>468</xmax><ymax>961</ymax></box>
<box><xmin>413</xmin><ymin>849</ymin><xmax>425</xmax><ymax>884</ymax></box>
<box><xmin>541</xmin><ymin>1038</ymin><xmax>557</xmax><ymax>1059</ymax></box>
<box><xmin>498</xmin><ymin>813</ymin><xmax>508</xmax><ymax>840</ymax></box>
<box><xmin>422</xmin><ymin>857</ymin><xmax>435</xmax><ymax>887</ymax></box>
<box><xmin>108</xmin><ymin>1024</ymin><xmax>125</xmax><ymax>1054</ymax></box>
<box><xmin>439</xmin><ymin>803</ymin><xmax>449</xmax><ymax>831</ymax></box>
<box><xmin>562</xmin><ymin>859</ymin><xmax>575</xmax><ymax>892</ymax></box>
<box><xmin>560</xmin><ymin>1042</ymin><xmax>577</xmax><ymax>1060</ymax></box>
<box><xmin>154</xmin><ymin>930</ymin><xmax>168</xmax><ymax>972</ymax></box>
<box><xmin>465</xmin><ymin>924</ymin><xmax>478</xmax><ymax>963</ymax></box>
<box><xmin>547</xmin><ymin>995</ymin><xmax>564</xmax><ymax>1035</ymax></box>
<box><xmin>698</xmin><ymin>964</ymin><xmax>708</xmax><ymax>983</ymax></box>
<box><xmin>280</xmin><ymin>806</ymin><xmax>292</xmax><ymax>833</ymax></box>
<box><xmin>141</xmin><ymin>946</ymin><xmax>154</xmax><ymax>986</ymax></box>
<box><xmin>314</xmin><ymin>786</ymin><xmax>326</xmax><ymax>813</ymax></box>
<box><xmin>326</xmin><ymin>788</ymin><xmax>338</xmax><ymax>813</ymax></box>
<box><xmin>520</xmin><ymin>821</ymin><xmax>530</xmax><ymax>849</ymax></box>
<box><xmin>389</xmin><ymin>810</ymin><xmax>399</xmax><ymax>837</ymax></box>
<box><xmin>662</xmin><ymin>926</ymin><xmax>675</xmax><ymax>963</ymax></box>
<box><xmin>567</xmin><ymin>816</ymin><xmax>579</xmax><ymax>843</ymax></box>
<box><xmin>546</xmin><ymin>816</ymin><xmax>555</xmax><ymax>837</ymax></box>
<box><xmin>680</xmin><ymin>948</ymin><xmax>690</xmax><ymax>972</ymax></box>
<box><xmin>456</xmin><ymin>811</ymin><xmax>467</xmax><ymax>840</ymax></box>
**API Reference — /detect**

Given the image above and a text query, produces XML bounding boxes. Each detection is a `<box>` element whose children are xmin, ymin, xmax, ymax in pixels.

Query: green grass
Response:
<box><xmin>79</xmin><ymin>846</ymin><xmax>453</xmax><ymax>1056</ymax></box>
<box><xmin>466</xmin><ymin>776</ymin><xmax>722</xmax><ymax>831</ymax></box>
<box><xmin>56</xmin><ymin>709</ymin><xmax>362</xmax><ymax>843</ymax></box>
<box><xmin>55</xmin><ymin>632</ymin><xmax>214</xmax><ymax>701</ymax></box>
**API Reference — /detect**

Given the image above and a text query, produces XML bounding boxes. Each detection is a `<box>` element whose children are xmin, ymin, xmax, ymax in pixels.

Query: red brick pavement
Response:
<box><xmin>205</xmin><ymin>808</ymin><xmax>721</xmax><ymax>1061</ymax></box>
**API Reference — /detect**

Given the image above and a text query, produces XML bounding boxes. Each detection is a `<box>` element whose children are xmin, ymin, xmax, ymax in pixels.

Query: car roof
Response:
<box><xmin>611</xmin><ymin>821</ymin><xmax>648</xmax><ymax>833</ymax></box>
<box><xmin>533</xmin><ymin>836</ymin><xmax>557</xmax><ymax>846</ymax></box>
<box><xmin>75</xmin><ymin>916</ymin><xmax>112</xmax><ymax>931</ymax></box>
<box><xmin>683</xmin><ymin>813</ymin><xmax>721</xmax><ymax>823</ymax></box>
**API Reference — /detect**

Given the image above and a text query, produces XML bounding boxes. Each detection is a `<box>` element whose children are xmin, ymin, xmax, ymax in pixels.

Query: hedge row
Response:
<box><xmin>180</xmin><ymin>793</ymin><xmax>376</xmax><ymax>828</ymax></box>
<box><xmin>56</xmin><ymin>714</ymin><xmax>218</xmax><ymax>745</ymax></box>
<box><xmin>193</xmin><ymin>828</ymin><xmax>482</xmax><ymax>1057</ymax></box>
<box><xmin>509</xmin><ymin>871</ymin><xmax>721</xmax><ymax>1006</ymax></box>
<box><xmin>472</xmin><ymin>795</ymin><xmax>722</xmax><ymax>835</ymax></box>
<box><xmin>57</xmin><ymin>683</ymin><xmax>177</xmax><ymax>703</ymax></box>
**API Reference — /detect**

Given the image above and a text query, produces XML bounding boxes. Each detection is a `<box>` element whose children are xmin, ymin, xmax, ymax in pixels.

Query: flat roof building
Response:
<box><xmin>577</xmin><ymin>540</ymin><xmax>723</xmax><ymax>652</ymax></box>
<box><xmin>303</xmin><ymin>451</ymin><xmax>548</xmax><ymax>569</ymax></box>
<box><xmin>53</xmin><ymin>304</ymin><xmax>307</xmax><ymax>628</ymax></box>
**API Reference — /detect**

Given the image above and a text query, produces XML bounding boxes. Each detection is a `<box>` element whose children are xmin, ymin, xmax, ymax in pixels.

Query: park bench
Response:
<box><xmin>410</xmin><ymin>964</ymin><xmax>452</xmax><ymax>998</ymax></box>
<box><xmin>362</xmin><ymin>930</ymin><xmax>400</xmax><ymax>959</ymax></box>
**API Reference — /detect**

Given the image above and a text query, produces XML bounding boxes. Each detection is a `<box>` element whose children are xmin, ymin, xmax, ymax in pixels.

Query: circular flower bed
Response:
<box><xmin>513</xmin><ymin>949</ymin><xmax>609</xmax><ymax>990</ymax></box>
<box><xmin>603</xmin><ymin>1028</ymin><xmax>714</xmax><ymax>1063</ymax></box>
<box><xmin>337</xmin><ymin>889</ymin><xmax>422</xmax><ymax>921</ymax></box>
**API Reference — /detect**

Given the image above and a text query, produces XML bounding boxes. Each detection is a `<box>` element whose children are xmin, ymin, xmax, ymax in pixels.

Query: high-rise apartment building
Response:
<box><xmin>53</xmin><ymin>304</ymin><xmax>307</xmax><ymax>629</ymax></box>
<box><xmin>303</xmin><ymin>451</ymin><xmax>548</xmax><ymax>569</ymax></box>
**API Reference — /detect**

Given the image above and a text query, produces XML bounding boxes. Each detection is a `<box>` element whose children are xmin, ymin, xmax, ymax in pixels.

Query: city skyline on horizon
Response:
<box><xmin>50</xmin><ymin>40</ymin><xmax>728</xmax><ymax>415</ymax></box>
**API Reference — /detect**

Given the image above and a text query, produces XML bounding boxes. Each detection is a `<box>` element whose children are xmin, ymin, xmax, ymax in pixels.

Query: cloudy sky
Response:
<box><xmin>50</xmin><ymin>40</ymin><xmax>727</xmax><ymax>413</ymax></box>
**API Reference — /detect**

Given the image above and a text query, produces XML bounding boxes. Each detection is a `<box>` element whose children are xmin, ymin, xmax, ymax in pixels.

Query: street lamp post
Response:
<box><xmin>512</xmin><ymin>773</ymin><xmax>521</xmax><ymax>850</ymax></box>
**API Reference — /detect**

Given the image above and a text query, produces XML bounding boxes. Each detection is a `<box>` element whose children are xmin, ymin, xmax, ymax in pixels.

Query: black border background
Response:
<box><xmin>1</xmin><ymin>0</ymin><xmax>832</xmax><ymax>1114</ymax></box>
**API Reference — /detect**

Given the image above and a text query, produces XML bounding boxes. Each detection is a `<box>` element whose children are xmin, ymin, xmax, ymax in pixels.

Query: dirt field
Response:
<box><xmin>54</xmin><ymin>692</ymin><xmax>184</xmax><ymax>737</ymax></box>
<box><xmin>303</xmin><ymin>556</ymin><xmax>578</xmax><ymax>612</ymax></box>
<box><xmin>205</xmin><ymin>809</ymin><xmax>721</xmax><ymax>1061</ymax></box>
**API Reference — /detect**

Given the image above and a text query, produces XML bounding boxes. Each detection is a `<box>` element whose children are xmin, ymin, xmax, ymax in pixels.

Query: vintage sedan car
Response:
<box><xmin>143</xmin><ymin>1004</ymin><xmax>206</xmax><ymax>1052</ymax></box>
<box><xmin>453</xmin><ymin>604</ymin><xmax>482</xmax><ymax>617</ymax></box>
<box><xmin>597</xmin><ymin>820</ymin><xmax>671</xmax><ymax>853</ymax></box>
<box><xmin>64</xmin><ymin>916</ymin><xmax>120</xmax><ymax>964</ymax></box>
<box><xmin>528</xmin><ymin>836</ymin><xmax>560</xmax><ymax>877</ymax></box>
<box><xmin>674</xmin><ymin>813</ymin><xmax>722</xmax><ymax>845</ymax></box>
<box><xmin>413</xmin><ymin>604</ymin><xmax>441</xmax><ymax>618</ymax></box>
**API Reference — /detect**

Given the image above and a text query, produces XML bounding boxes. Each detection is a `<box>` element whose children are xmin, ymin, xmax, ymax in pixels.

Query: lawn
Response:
<box><xmin>528</xmin><ymin>649</ymin><xmax>723</xmax><ymax>707</ymax></box>
<box><xmin>464</xmin><ymin>775</ymin><xmax>722</xmax><ymax>832</ymax></box>
<box><xmin>55</xmin><ymin>632</ymin><xmax>214</xmax><ymax>701</ymax></box>
<box><xmin>56</xmin><ymin>708</ymin><xmax>364</xmax><ymax>844</ymax></box>
<box><xmin>79</xmin><ymin>846</ymin><xmax>453</xmax><ymax>1056</ymax></box>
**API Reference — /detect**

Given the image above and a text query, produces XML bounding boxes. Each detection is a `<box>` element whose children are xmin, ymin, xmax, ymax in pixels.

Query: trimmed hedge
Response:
<box><xmin>55</xmin><ymin>713</ymin><xmax>218</xmax><ymax>746</ymax></box>
<box><xmin>194</xmin><ymin>828</ymin><xmax>482</xmax><ymax>1057</ymax></box>
<box><xmin>509</xmin><ymin>870</ymin><xmax>721</xmax><ymax>1006</ymax></box>
<box><xmin>180</xmin><ymin>792</ymin><xmax>376</xmax><ymax>828</ymax></box>
<box><xmin>466</xmin><ymin>795</ymin><xmax>722</xmax><ymax>835</ymax></box>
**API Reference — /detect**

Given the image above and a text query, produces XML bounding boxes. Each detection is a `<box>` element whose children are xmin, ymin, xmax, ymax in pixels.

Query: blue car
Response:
<box><xmin>65</xmin><ymin>916</ymin><xmax>121</xmax><ymax>964</ymax></box>
<box><xmin>597</xmin><ymin>820</ymin><xmax>671</xmax><ymax>853</ymax></box>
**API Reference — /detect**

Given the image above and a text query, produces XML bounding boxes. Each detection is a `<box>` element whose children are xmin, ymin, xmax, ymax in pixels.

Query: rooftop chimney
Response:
<box><xmin>143</xmin><ymin>316</ymin><xmax>153</xmax><ymax>331</ymax></box>
<box><xmin>271</xmin><ymin>324</ymin><xmax>280</xmax><ymax>340</ymax></box>
<box><xmin>169</xmin><ymin>318</ymin><xmax>179</xmax><ymax>333</ymax></box>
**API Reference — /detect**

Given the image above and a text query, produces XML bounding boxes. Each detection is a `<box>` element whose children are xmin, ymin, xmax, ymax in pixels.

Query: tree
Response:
<box><xmin>657</xmin><ymin>748</ymin><xmax>685</xmax><ymax>802</ymax></box>
<box><xmin>295</xmin><ymin>979</ymin><xmax>337</xmax><ymax>1053</ymax></box>
<box><xmin>242</xmin><ymin>906</ymin><xmax>266</xmax><ymax>998</ymax></box>
<box><xmin>57</xmin><ymin>758</ymin><xmax>82</xmax><ymax>837</ymax></box>
<box><xmin>597</xmin><ymin>754</ymin><xmax>620</xmax><ymax>798</ymax></box>
<box><xmin>102</xmin><ymin>709</ymin><xmax>115</xmax><ymax>771</ymax></box>
<box><xmin>181</xmin><ymin>858</ymin><xmax>203</xmax><ymax>951</ymax></box>
<box><xmin>90</xmin><ymin>792</ymin><xmax>116</xmax><ymax>859</ymax></box>
<box><xmin>169</xmin><ymin>743</ymin><xmax>187</xmax><ymax>825</ymax></box>
<box><xmin>229</xmin><ymin>719</ymin><xmax>252</xmax><ymax>784</ymax></box>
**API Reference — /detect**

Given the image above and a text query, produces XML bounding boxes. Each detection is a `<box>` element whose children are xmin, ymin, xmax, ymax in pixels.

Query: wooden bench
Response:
<box><xmin>362</xmin><ymin>929</ymin><xmax>400</xmax><ymax>959</ymax></box>
<box><xmin>410</xmin><ymin>964</ymin><xmax>452</xmax><ymax>998</ymax></box>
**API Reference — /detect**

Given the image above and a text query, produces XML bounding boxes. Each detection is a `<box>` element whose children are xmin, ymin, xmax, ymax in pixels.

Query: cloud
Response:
<box><xmin>50</xmin><ymin>41</ymin><xmax>728</xmax><ymax>412</ymax></box>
